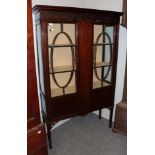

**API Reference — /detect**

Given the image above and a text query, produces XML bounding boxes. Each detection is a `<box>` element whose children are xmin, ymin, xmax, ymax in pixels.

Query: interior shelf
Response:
<box><xmin>48</xmin><ymin>44</ymin><xmax>77</xmax><ymax>48</ymax></box>
<box><xmin>93</xmin><ymin>43</ymin><xmax>114</xmax><ymax>46</ymax></box>
<box><xmin>93</xmin><ymin>61</ymin><xmax>111</xmax><ymax>68</ymax></box>
<box><xmin>51</xmin><ymin>85</ymin><xmax>76</xmax><ymax>97</ymax></box>
<box><xmin>49</xmin><ymin>65</ymin><xmax>76</xmax><ymax>73</ymax></box>
<box><xmin>93</xmin><ymin>81</ymin><xmax>111</xmax><ymax>89</ymax></box>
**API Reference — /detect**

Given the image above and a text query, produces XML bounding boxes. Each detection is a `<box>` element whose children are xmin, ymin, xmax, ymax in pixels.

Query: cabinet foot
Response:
<box><xmin>109</xmin><ymin>107</ymin><xmax>114</xmax><ymax>128</ymax></box>
<box><xmin>46</xmin><ymin>123</ymin><xmax>52</xmax><ymax>149</ymax></box>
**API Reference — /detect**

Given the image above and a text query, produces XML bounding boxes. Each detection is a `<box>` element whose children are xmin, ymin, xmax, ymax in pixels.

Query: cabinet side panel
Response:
<box><xmin>111</xmin><ymin>23</ymin><xmax>120</xmax><ymax>102</ymax></box>
<box><xmin>35</xmin><ymin>24</ymin><xmax>47</xmax><ymax>116</ymax></box>
<box><xmin>41</xmin><ymin>21</ymin><xmax>52</xmax><ymax>117</ymax></box>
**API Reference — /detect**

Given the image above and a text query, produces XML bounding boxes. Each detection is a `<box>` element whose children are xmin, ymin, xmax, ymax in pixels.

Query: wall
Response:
<box><xmin>32</xmin><ymin>0</ymin><xmax>123</xmax><ymax>11</ymax></box>
<box><xmin>32</xmin><ymin>0</ymin><xmax>127</xmax><ymax>127</ymax></box>
<box><xmin>32</xmin><ymin>0</ymin><xmax>86</xmax><ymax>7</ymax></box>
<box><xmin>85</xmin><ymin>0</ymin><xmax>123</xmax><ymax>12</ymax></box>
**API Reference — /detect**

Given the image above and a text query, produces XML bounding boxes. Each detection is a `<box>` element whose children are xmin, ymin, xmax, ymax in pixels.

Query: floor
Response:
<box><xmin>48</xmin><ymin>113</ymin><xmax>127</xmax><ymax>155</ymax></box>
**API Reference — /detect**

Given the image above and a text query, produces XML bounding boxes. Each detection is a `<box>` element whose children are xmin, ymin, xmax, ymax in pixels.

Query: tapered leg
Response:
<box><xmin>42</xmin><ymin>114</ymin><xmax>45</xmax><ymax>124</ymax></box>
<box><xmin>46</xmin><ymin>123</ymin><xmax>52</xmax><ymax>149</ymax></box>
<box><xmin>99</xmin><ymin>109</ymin><xmax>102</xmax><ymax>119</ymax></box>
<box><xmin>109</xmin><ymin>107</ymin><xmax>114</xmax><ymax>128</ymax></box>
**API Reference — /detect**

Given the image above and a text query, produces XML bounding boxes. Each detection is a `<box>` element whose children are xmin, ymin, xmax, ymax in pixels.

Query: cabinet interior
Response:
<box><xmin>47</xmin><ymin>23</ymin><xmax>114</xmax><ymax>97</ymax></box>
<box><xmin>48</xmin><ymin>23</ymin><xmax>77</xmax><ymax>97</ymax></box>
<box><xmin>93</xmin><ymin>24</ymin><xmax>114</xmax><ymax>89</ymax></box>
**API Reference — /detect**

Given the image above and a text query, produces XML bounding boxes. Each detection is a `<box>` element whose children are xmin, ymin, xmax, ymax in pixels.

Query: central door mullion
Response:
<box><xmin>78</xmin><ymin>21</ymin><xmax>93</xmax><ymax>114</ymax></box>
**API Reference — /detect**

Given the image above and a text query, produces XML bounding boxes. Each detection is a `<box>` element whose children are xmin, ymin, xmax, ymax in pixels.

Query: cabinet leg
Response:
<box><xmin>109</xmin><ymin>107</ymin><xmax>114</xmax><ymax>128</ymax></box>
<box><xmin>99</xmin><ymin>109</ymin><xmax>102</xmax><ymax>119</ymax></box>
<box><xmin>42</xmin><ymin>115</ymin><xmax>45</xmax><ymax>124</ymax></box>
<box><xmin>46</xmin><ymin>123</ymin><xmax>52</xmax><ymax>149</ymax></box>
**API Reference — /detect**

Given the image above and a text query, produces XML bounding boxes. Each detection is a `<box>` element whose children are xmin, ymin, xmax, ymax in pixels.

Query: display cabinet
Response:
<box><xmin>33</xmin><ymin>5</ymin><xmax>123</xmax><ymax>149</ymax></box>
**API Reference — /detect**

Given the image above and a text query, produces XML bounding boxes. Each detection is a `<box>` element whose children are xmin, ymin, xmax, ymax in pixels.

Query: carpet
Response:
<box><xmin>48</xmin><ymin>113</ymin><xmax>127</xmax><ymax>155</ymax></box>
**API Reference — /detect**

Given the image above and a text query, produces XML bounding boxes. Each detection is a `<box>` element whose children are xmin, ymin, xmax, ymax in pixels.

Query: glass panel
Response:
<box><xmin>64</xmin><ymin>24</ymin><xmax>75</xmax><ymax>44</ymax></box>
<box><xmin>94</xmin><ymin>25</ymin><xmax>114</xmax><ymax>44</ymax></box>
<box><xmin>50</xmin><ymin>73</ymin><xmax>76</xmax><ymax>97</ymax></box>
<box><xmin>94</xmin><ymin>25</ymin><xmax>103</xmax><ymax>44</ymax></box>
<box><xmin>49</xmin><ymin>47</ymin><xmax>75</xmax><ymax>71</ymax></box>
<box><xmin>48</xmin><ymin>23</ymin><xmax>75</xmax><ymax>45</ymax></box>
<box><xmin>48</xmin><ymin>23</ymin><xmax>77</xmax><ymax>97</ymax></box>
<box><xmin>105</xmin><ymin>26</ymin><xmax>114</xmax><ymax>43</ymax></box>
<box><xmin>93</xmin><ymin>24</ymin><xmax>114</xmax><ymax>89</ymax></box>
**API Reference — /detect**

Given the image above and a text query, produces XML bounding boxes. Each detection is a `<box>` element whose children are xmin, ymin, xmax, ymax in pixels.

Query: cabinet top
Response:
<box><xmin>33</xmin><ymin>5</ymin><xmax>123</xmax><ymax>17</ymax></box>
<box><xmin>33</xmin><ymin>5</ymin><xmax>123</xmax><ymax>24</ymax></box>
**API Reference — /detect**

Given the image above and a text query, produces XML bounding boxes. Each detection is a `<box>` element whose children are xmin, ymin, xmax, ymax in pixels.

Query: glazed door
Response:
<box><xmin>47</xmin><ymin>22</ymin><xmax>80</xmax><ymax>120</ymax></box>
<box><xmin>91</xmin><ymin>24</ymin><xmax>116</xmax><ymax>110</ymax></box>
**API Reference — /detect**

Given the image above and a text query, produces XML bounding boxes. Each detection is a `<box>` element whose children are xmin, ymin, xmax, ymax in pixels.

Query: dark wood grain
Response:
<box><xmin>33</xmin><ymin>5</ymin><xmax>123</xmax><ymax>16</ymax></box>
<box><xmin>78</xmin><ymin>21</ymin><xmax>93</xmax><ymax>115</ymax></box>
<box><xmin>51</xmin><ymin>94</ymin><xmax>78</xmax><ymax>120</ymax></box>
<box><xmin>91</xmin><ymin>86</ymin><xmax>113</xmax><ymax>111</ymax></box>
<box><xmin>27</xmin><ymin>1</ymin><xmax>48</xmax><ymax>154</ymax></box>
<box><xmin>27</xmin><ymin>124</ymin><xmax>48</xmax><ymax>155</ymax></box>
<box><xmin>33</xmin><ymin>5</ymin><xmax>123</xmax><ymax>25</ymax></box>
<box><xmin>27</xmin><ymin>0</ymin><xmax>40</xmax><ymax>129</ymax></box>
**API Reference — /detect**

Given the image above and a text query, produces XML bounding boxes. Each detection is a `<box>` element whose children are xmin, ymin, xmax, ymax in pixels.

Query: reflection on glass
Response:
<box><xmin>93</xmin><ymin>25</ymin><xmax>114</xmax><ymax>89</ymax></box>
<box><xmin>36</xmin><ymin>24</ymin><xmax>45</xmax><ymax>94</ymax></box>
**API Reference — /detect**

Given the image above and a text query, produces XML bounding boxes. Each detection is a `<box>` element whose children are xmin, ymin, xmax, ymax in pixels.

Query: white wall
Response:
<box><xmin>32</xmin><ymin>0</ymin><xmax>127</xmax><ymax>127</ymax></box>
<box><xmin>85</xmin><ymin>0</ymin><xmax>123</xmax><ymax>12</ymax></box>
<box><xmin>32</xmin><ymin>0</ymin><xmax>123</xmax><ymax>12</ymax></box>
<box><xmin>32</xmin><ymin>0</ymin><xmax>86</xmax><ymax>8</ymax></box>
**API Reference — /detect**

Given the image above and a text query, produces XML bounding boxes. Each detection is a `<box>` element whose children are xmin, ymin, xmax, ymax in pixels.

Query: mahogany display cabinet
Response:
<box><xmin>33</xmin><ymin>5</ymin><xmax>123</xmax><ymax>149</ymax></box>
